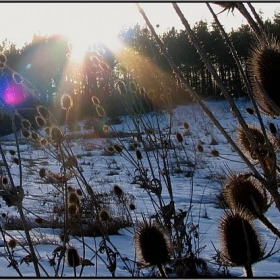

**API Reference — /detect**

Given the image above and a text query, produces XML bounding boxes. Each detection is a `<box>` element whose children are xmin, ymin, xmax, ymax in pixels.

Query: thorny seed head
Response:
<box><xmin>1</xmin><ymin>176</ymin><xmax>8</xmax><ymax>185</ymax></box>
<box><xmin>91</xmin><ymin>96</ymin><xmax>100</xmax><ymax>106</ymax></box>
<box><xmin>50</xmin><ymin>126</ymin><xmax>64</xmax><ymax>144</ymax></box>
<box><xmin>219</xmin><ymin>211</ymin><xmax>265</xmax><ymax>267</ymax></box>
<box><xmin>197</xmin><ymin>144</ymin><xmax>204</xmax><ymax>152</ymax></box>
<box><xmin>66</xmin><ymin>247</ymin><xmax>81</xmax><ymax>267</ymax></box>
<box><xmin>269</xmin><ymin>122</ymin><xmax>277</xmax><ymax>135</ymax></box>
<box><xmin>60</xmin><ymin>233</ymin><xmax>70</xmax><ymax>243</ymax></box>
<box><xmin>7</xmin><ymin>238</ymin><xmax>18</xmax><ymax>249</ymax></box>
<box><xmin>222</xmin><ymin>174</ymin><xmax>268</xmax><ymax>218</ymax></box>
<box><xmin>211</xmin><ymin>149</ymin><xmax>219</xmax><ymax>157</ymax></box>
<box><xmin>21</xmin><ymin>119</ymin><xmax>31</xmax><ymax>130</ymax></box>
<box><xmin>238</xmin><ymin>124</ymin><xmax>276</xmax><ymax>160</ymax></box>
<box><xmin>183</xmin><ymin>122</ymin><xmax>190</xmax><ymax>130</ymax></box>
<box><xmin>9</xmin><ymin>150</ymin><xmax>16</xmax><ymax>156</ymax></box>
<box><xmin>136</xmin><ymin>150</ymin><xmax>142</xmax><ymax>160</ymax></box>
<box><xmin>35</xmin><ymin>115</ymin><xmax>46</xmax><ymax>128</ymax></box>
<box><xmin>61</xmin><ymin>94</ymin><xmax>73</xmax><ymax>110</ymax></box>
<box><xmin>31</xmin><ymin>131</ymin><xmax>39</xmax><ymax>141</ymax></box>
<box><xmin>113</xmin><ymin>184</ymin><xmax>123</xmax><ymax>197</ymax></box>
<box><xmin>39</xmin><ymin>168</ymin><xmax>46</xmax><ymax>178</ymax></box>
<box><xmin>96</xmin><ymin>105</ymin><xmax>106</xmax><ymax>117</ymax></box>
<box><xmin>249</xmin><ymin>38</ymin><xmax>280</xmax><ymax>116</ymax></box>
<box><xmin>129</xmin><ymin>203</ymin><xmax>136</xmax><ymax>210</ymax></box>
<box><xmin>21</xmin><ymin>129</ymin><xmax>31</xmax><ymax>139</ymax></box>
<box><xmin>40</xmin><ymin>138</ymin><xmax>48</xmax><ymax>146</ymax></box>
<box><xmin>99</xmin><ymin>209</ymin><xmax>111</xmax><ymax>222</ymax></box>
<box><xmin>176</xmin><ymin>132</ymin><xmax>183</xmax><ymax>143</ymax></box>
<box><xmin>135</xmin><ymin>220</ymin><xmax>171</xmax><ymax>266</ymax></box>
<box><xmin>0</xmin><ymin>53</ymin><xmax>7</xmax><ymax>64</ymax></box>
<box><xmin>113</xmin><ymin>144</ymin><xmax>123</xmax><ymax>153</ymax></box>
<box><xmin>37</xmin><ymin>105</ymin><xmax>51</xmax><ymax>119</ymax></box>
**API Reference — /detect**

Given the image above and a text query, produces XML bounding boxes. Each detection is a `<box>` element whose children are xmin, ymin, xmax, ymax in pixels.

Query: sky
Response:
<box><xmin>0</xmin><ymin>2</ymin><xmax>279</xmax><ymax>50</ymax></box>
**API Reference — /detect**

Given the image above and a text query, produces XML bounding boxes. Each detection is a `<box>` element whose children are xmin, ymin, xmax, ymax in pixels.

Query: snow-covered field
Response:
<box><xmin>0</xmin><ymin>97</ymin><xmax>280</xmax><ymax>277</ymax></box>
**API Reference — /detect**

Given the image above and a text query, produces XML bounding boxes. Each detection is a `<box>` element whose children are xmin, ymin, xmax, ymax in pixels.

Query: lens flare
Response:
<box><xmin>3</xmin><ymin>82</ymin><xmax>26</xmax><ymax>106</ymax></box>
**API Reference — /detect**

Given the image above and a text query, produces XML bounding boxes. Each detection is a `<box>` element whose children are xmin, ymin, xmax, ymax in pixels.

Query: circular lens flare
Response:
<box><xmin>3</xmin><ymin>82</ymin><xmax>26</xmax><ymax>106</ymax></box>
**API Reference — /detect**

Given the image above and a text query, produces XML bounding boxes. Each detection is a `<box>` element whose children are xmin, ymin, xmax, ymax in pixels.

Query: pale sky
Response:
<box><xmin>0</xmin><ymin>2</ymin><xmax>279</xmax><ymax>49</ymax></box>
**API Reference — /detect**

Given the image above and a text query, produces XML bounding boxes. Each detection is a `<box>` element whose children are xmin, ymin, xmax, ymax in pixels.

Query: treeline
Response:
<box><xmin>0</xmin><ymin>12</ymin><xmax>280</xmax><ymax>135</ymax></box>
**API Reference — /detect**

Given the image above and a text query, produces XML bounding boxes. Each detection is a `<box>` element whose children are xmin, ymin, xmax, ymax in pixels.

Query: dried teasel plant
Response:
<box><xmin>237</xmin><ymin>124</ymin><xmax>277</xmax><ymax>162</ymax></box>
<box><xmin>249</xmin><ymin>37</ymin><xmax>280</xmax><ymax>117</ymax></box>
<box><xmin>135</xmin><ymin>219</ymin><xmax>171</xmax><ymax>277</ymax></box>
<box><xmin>222</xmin><ymin>173</ymin><xmax>269</xmax><ymax>218</ymax></box>
<box><xmin>219</xmin><ymin>211</ymin><xmax>265</xmax><ymax>277</ymax></box>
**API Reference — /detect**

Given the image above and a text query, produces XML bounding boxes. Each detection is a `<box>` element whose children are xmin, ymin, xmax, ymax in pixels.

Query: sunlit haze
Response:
<box><xmin>0</xmin><ymin>2</ymin><xmax>279</xmax><ymax>51</ymax></box>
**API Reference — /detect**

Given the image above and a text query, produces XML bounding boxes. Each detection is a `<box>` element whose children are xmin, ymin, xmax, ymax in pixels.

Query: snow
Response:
<box><xmin>0</xmin><ymin>97</ymin><xmax>280</xmax><ymax>277</ymax></box>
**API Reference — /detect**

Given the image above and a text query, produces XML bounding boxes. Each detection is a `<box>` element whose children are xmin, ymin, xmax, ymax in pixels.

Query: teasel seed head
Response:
<box><xmin>9</xmin><ymin>150</ymin><xmax>16</xmax><ymax>156</ymax></box>
<box><xmin>99</xmin><ymin>209</ymin><xmax>111</xmax><ymax>222</ymax></box>
<box><xmin>129</xmin><ymin>203</ymin><xmax>136</xmax><ymax>210</ymax></box>
<box><xmin>59</xmin><ymin>233</ymin><xmax>69</xmax><ymax>243</ymax></box>
<box><xmin>246</xmin><ymin>108</ymin><xmax>255</xmax><ymax>115</ymax></box>
<box><xmin>66</xmin><ymin>247</ymin><xmax>81</xmax><ymax>267</ymax></box>
<box><xmin>39</xmin><ymin>168</ymin><xmax>46</xmax><ymax>178</ymax></box>
<box><xmin>40</xmin><ymin>138</ymin><xmax>48</xmax><ymax>146</ymax></box>
<box><xmin>219</xmin><ymin>211</ymin><xmax>265</xmax><ymax>267</ymax></box>
<box><xmin>8</xmin><ymin>238</ymin><xmax>18</xmax><ymax>249</ymax></box>
<box><xmin>31</xmin><ymin>131</ymin><xmax>39</xmax><ymax>141</ymax></box>
<box><xmin>50</xmin><ymin>126</ymin><xmax>64</xmax><ymax>144</ymax></box>
<box><xmin>135</xmin><ymin>220</ymin><xmax>171</xmax><ymax>266</ymax></box>
<box><xmin>1</xmin><ymin>176</ymin><xmax>8</xmax><ymax>185</ymax></box>
<box><xmin>176</xmin><ymin>132</ymin><xmax>183</xmax><ymax>143</ymax></box>
<box><xmin>0</xmin><ymin>53</ymin><xmax>7</xmax><ymax>64</ymax></box>
<box><xmin>113</xmin><ymin>144</ymin><xmax>122</xmax><ymax>154</ymax></box>
<box><xmin>37</xmin><ymin>105</ymin><xmax>51</xmax><ymax>119</ymax></box>
<box><xmin>76</xmin><ymin>189</ymin><xmax>82</xmax><ymax>196</ymax></box>
<box><xmin>269</xmin><ymin>122</ymin><xmax>277</xmax><ymax>135</ymax></box>
<box><xmin>238</xmin><ymin>124</ymin><xmax>276</xmax><ymax>160</ymax></box>
<box><xmin>136</xmin><ymin>150</ymin><xmax>142</xmax><ymax>160</ymax></box>
<box><xmin>21</xmin><ymin>119</ymin><xmax>31</xmax><ymax>130</ymax></box>
<box><xmin>113</xmin><ymin>184</ymin><xmax>123</xmax><ymax>197</ymax></box>
<box><xmin>116</xmin><ymin>81</ymin><xmax>127</xmax><ymax>95</ymax></box>
<box><xmin>249</xmin><ymin>38</ymin><xmax>280</xmax><ymax>116</ymax></box>
<box><xmin>211</xmin><ymin>149</ymin><xmax>219</xmax><ymax>157</ymax></box>
<box><xmin>107</xmin><ymin>146</ymin><xmax>115</xmax><ymax>154</ymax></box>
<box><xmin>183</xmin><ymin>122</ymin><xmax>190</xmax><ymax>130</ymax></box>
<box><xmin>13</xmin><ymin>157</ymin><xmax>19</xmax><ymax>165</ymax></box>
<box><xmin>197</xmin><ymin>144</ymin><xmax>204</xmax><ymax>152</ymax></box>
<box><xmin>222</xmin><ymin>174</ymin><xmax>268</xmax><ymax>218</ymax></box>
<box><xmin>91</xmin><ymin>96</ymin><xmax>100</xmax><ymax>106</ymax></box>
<box><xmin>35</xmin><ymin>115</ymin><xmax>46</xmax><ymax>128</ymax></box>
<box><xmin>61</xmin><ymin>94</ymin><xmax>73</xmax><ymax>110</ymax></box>
<box><xmin>68</xmin><ymin>192</ymin><xmax>80</xmax><ymax>205</ymax></box>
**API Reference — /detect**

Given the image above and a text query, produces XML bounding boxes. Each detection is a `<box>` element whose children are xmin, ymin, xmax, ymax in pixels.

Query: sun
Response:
<box><xmin>64</xmin><ymin>25</ymin><xmax>125</xmax><ymax>63</ymax></box>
